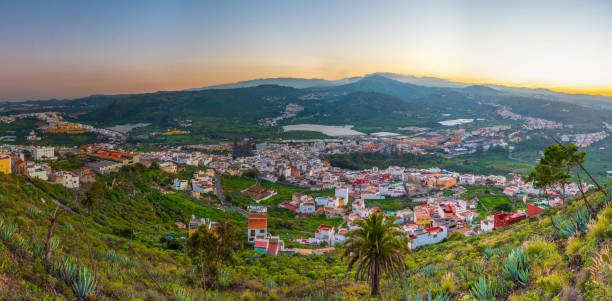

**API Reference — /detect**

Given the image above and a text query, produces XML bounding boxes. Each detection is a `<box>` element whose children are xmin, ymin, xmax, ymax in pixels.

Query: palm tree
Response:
<box><xmin>343</xmin><ymin>213</ymin><xmax>410</xmax><ymax>297</ymax></box>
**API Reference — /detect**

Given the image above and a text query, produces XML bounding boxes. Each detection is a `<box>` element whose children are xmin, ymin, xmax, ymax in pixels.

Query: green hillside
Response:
<box><xmin>0</xmin><ymin>162</ymin><xmax>611</xmax><ymax>300</ymax></box>
<box><xmin>85</xmin><ymin>85</ymin><xmax>302</xmax><ymax>126</ymax></box>
<box><xmin>496</xmin><ymin>96</ymin><xmax>612</xmax><ymax>129</ymax></box>
<box><xmin>293</xmin><ymin>92</ymin><xmax>433</xmax><ymax>131</ymax></box>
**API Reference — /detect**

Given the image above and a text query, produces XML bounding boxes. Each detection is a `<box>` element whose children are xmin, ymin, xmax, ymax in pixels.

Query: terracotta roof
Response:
<box><xmin>425</xmin><ymin>226</ymin><xmax>442</xmax><ymax>232</ymax></box>
<box><xmin>267</xmin><ymin>242</ymin><xmax>280</xmax><ymax>255</ymax></box>
<box><xmin>248</xmin><ymin>213</ymin><xmax>267</xmax><ymax>229</ymax></box>
<box><xmin>316</xmin><ymin>225</ymin><xmax>334</xmax><ymax>232</ymax></box>
<box><xmin>254</xmin><ymin>240</ymin><xmax>268</xmax><ymax>248</ymax></box>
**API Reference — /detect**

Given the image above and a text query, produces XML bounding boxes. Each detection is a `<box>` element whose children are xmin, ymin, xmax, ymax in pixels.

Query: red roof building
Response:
<box><xmin>247</xmin><ymin>213</ymin><xmax>268</xmax><ymax>243</ymax></box>
<box><xmin>527</xmin><ymin>204</ymin><xmax>545</xmax><ymax>217</ymax></box>
<box><xmin>493</xmin><ymin>211</ymin><xmax>526</xmax><ymax>229</ymax></box>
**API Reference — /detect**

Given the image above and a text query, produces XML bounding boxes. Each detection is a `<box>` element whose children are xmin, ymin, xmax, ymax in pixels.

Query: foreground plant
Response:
<box><xmin>502</xmin><ymin>247</ymin><xmax>530</xmax><ymax>286</ymax></box>
<box><xmin>587</xmin><ymin>245</ymin><xmax>612</xmax><ymax>284</ymax></box>
<box><xmin>173</xmin><ymin>288</ymin><xmax>192</xmax><ymax>301</ymax></box>
<box><xmin>186</xmin><ymin>219</ymin><xmax>242</xmax><ymax>290</ymax></box>
<box><xmin>471</xmin><ymin>276</ymin><xmax>496</xmax><ymax>301</ymax></box>
<box><xmin>552</xmin><ymin>207</ymin><xmax>592</xmax><ymax>237</ymax></box>
<box><xmin>70</xmin><ymin>266</ymin><xmax>97</xmax><ymax>300</ymax></box>
<box><xmin>406</xmin><ymin>291</ymin><xmax>451</xmax><ymax>301</ymax></box>
<box><xmin>343</xmin><ymin>213</ymin><xmax>409</xmax><ymax>297</ymax></box>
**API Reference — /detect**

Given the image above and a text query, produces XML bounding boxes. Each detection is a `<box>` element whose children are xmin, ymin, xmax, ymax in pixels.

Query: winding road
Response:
<box><xmin>214</xmin><ymin>170</ymin><xmax>248</xmax><ymax>217</ymax></box>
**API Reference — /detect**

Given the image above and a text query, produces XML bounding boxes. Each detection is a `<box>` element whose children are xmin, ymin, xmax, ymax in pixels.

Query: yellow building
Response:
<box><xmin>42</xmin><ymin>122</ymin><xmax>87</xmax><ymax>134</ymax></box>
<box><xmin>414</xmin><ymin>209</ymin><xmax>432</xmax><ymax>227</ymax></box>
<box><xmin>0</xmin><ymin>157</ymin><xmax>11</xmax><ymax>174</ymax></box>
<box><xmin>427</xmin><ymin>175</ymin><xmax>457</xmax><ymax>187</ymax></box>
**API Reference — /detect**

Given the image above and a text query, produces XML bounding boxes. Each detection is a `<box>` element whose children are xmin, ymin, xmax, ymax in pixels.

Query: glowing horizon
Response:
<box><xmin>2</xmin><ymin>1</ymin><xmax>612</xmax><ymax>100</ymax></box>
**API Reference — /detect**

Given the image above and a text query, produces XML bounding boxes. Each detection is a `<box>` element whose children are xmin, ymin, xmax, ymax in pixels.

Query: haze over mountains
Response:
<box><xmin>191</xmin><ymin>72</ymin><xmax>612</xmax><ymax>110</ymax></box>
<box><xmin>4</xmin><ymin>72</ymin><xmax>612</xmax><ymax>112</ymax></box>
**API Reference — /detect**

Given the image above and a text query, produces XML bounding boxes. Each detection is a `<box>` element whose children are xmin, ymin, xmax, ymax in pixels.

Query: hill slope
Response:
<box><xmin>1</xmin><ymin>166</ymin><xmax>610</xmax><ymax>300</ymax></box>
<box><xmin>293</xmin><ymin>92</ymin><xmax>430</xmax><ymax>130</ymax></box>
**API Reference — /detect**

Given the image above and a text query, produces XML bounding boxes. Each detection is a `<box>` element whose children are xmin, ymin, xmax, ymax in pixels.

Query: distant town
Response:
<box><xmin>0</xmin><ymin>134</ymin><xmax>595</xmax><ymax>256</ymax></box>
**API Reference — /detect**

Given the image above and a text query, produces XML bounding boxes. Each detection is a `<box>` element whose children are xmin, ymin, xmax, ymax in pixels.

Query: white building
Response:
<box><xmin>315</xmin><ymin>196</ymin><xmax>329</xmax><ymax>206</ymax></box>
<box><xmin>297</xmin><ymin>201</ymin><xmax>316</xmax><ymax>214</ymax></box>
<box><xmin>361</xmin><ymin>193</ymin><xmax>385</xmax><ymax>200</ymax></box>
<box><xmin>408</xmin><ymin>226</ymin><xmax>448</xmax><ymax>250</ymax></box>
<box><xmin>192</xmin><ymin>180</ymin><xmax>213</xmax><ymax>194</ymax></box>
<box><xmin>315</xmin><ymin>225</ymin><xmax>335</xmax><ymax>246</ymax></box>
<box><xmin>480</xmin><ymin>217</ymin><xmax>495</xmax><ymax>233</ymax></box>
<box><xmin>51</xmin><ymin>171</ymin><xmax>80</xmax><ymax>189</ymax></box>
<box><xmin>247</xmin><ymin>213</ymin><xmax>267</xmax><ymax>244</ymax></box>
<box><xmin>333</xmin><ymin>228</ymin><xmax>348</xmax><ymax>246</ymax></box>
<box><xmin>33</xmin><ymin>147</ymin><xmax>55</xmax><ymax>160</ymax></box>
<box><xmin>335</xmin><ymin>186</ymin><xmax>349</xmax><ymax>200</ymax></box>
<box><xmin>26</xmin><ymin>164</ymin><xmax>48</xmax><ymax>181</ymax></box>
<box><xmin>173</xmin><ymin>179</ymin><xmax>189</xmax><ymax>190</ymax></box>
<box><xmin>459</xmin><ymin>174</ymin><xmax>476</xmax><ymax>184</ymax></box>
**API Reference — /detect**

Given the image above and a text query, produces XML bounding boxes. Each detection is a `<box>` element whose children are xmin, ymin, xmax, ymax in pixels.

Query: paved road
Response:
<box><xmin>214</xmin><ymin>170</ymin><xmax>225</xmax><ymax>205</ymax></box>
<box><xmin>214</xmin><ymin>170</ymin><xmax>247</xmax><ymax>217</ymax></box>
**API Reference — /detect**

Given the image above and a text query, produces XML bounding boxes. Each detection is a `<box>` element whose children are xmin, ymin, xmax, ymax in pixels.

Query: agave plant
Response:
<box><xmin>266</xmin><ymin>278</ymin><xmax>277</xmax><ymax>288</ymax></box>
<box><xmin>49</xmin><ymin>237</ymin><xmax>60</xmax><ymax>254</ymax></box>
<box><xmin>27</xmin><ymin>207</ymin><xmax>42</xmax><ymax>216</ymax></box>
<box><xmin>406</xmin><ymin>291</ymin><xmax>451</xmax><ymax>301</ymax></box>
<box><xmin>119</xmin><ymin>255</ymin><xmax>138</xmax><ymax>267</ymax></box>
<box><xmin>58</xmin><ymin>255</ymin><xmax>78</xmax><ymax>282</ymax></box>
<box><xmin>70</xmin><ymin>266</ymin><xmax>97</xmax><ymax>300</ymax></box>
<box><xmin>553</xmin><ymin>208</ymin><xmax>592</xmax><ymax>237</ymax></box>
<box><xmin>314</xmin><ymin>291</ymin><xmax>325</xmax><ymax>301</ymax></box>
<box><xmin>33</xmin><ymin>243</ymin><xmax>43</xmax><ymax>259</ymax></box>
<box><xmin>63</xmin><ymin>222</ymin><xmax>75</xmax><ymax>231</ymax></box>
<box><xmin>484</xmin><ymin>247</ymin><xmax>493</xmax><ymax>259</ymax></box>
<box><xmin>422</xmin><ymin>264</ymin><xmax>440</xmax><ymax>277</ymax></box>
<box><xmin>217</xmin><ymin>268</ymin><xmax>231</xmax><ymax>288</ymax></box>
<box><xmin>173</xmin><ymin>288</ymin><xmax>192</xmax><ymax>301</ymax></box>
<box><xmin>98</xmin><ymin>249</ymin><xmax>119</xmax><ymax>262</ymax></box>
<box><xmin>434</xmin><ymin>292</ymin><xmax>451</xmax><ymax>301</ymax></box>
<box><xmin>0</xmin><ymin>222</ymin><xmax>16</xmax><ymax>241</ymax></box>
<box><xmin>471</xmin><ymin>276</ymin><xmax>496</xmax><ymax>301</ymax></box>
<box><xmin>493</xmin><ymin>245</ymin><xmax>512</xmax><ymax>257</ymax></box>
<box><xmin>502</xmin><ymin>247</ymin><xmax>530</xmax><ymax>286</ymax></box>
<box><xmin>458</xmin><ymin>266</ymin><xmax>470</xmax><ymax>280</ymax></box>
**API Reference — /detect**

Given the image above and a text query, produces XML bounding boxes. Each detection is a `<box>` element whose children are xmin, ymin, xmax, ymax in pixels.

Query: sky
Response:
<box><xmin>1</xmin><ymin>0</ymin><xmax>612</xmax><ymax>100</ymax></box>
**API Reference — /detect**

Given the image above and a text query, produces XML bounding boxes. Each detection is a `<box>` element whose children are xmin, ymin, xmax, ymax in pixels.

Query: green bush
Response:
<box><xmin>471</xmin><ymin>276</ymin><xmax>496</xmax><ymax>300</ymax></box>
<box><xmin>588</xmin><ymin>207</ymin><xmax>612</xmax><ymax>242</ymax></box>
<box><xmin>502</xmin><ymin>247</ymin><xmax>530</xmax><ymax>286</ymax></box>
<box><xmin>173</xmin><ymin>288</ymin><xmax>192</xmax><ymax>301</ymax></box>
<box><xmin>70</xmin><ymin>266</ymin><xmax>97</xmax><ymax>299</ymax></box>
<box><xmin>536</xmin><ymin>273</ymin><xmax>564</xmax><ymax>296</ymax></box>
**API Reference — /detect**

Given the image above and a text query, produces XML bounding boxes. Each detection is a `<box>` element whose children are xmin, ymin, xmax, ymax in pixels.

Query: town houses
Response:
<box><xmin>0</xmin><ymin>135</ymin><xmax>597</xmax><ymax>254</ymax></box>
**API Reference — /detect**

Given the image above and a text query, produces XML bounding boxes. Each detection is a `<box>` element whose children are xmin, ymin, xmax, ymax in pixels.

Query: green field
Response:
<box><xmin>460</xmin><ymin>185</ymin><xmax>504</xmax><ymax>199</ymax></box>
<box><xmin>222</xmin><ymin>175</ymin><xmax>256</xmax><ymax>191</ymax></box>
<box><xmin>478</xmin><ymin>195</ymin><xmax>513</xmax><ymax>210</ymax></box>
<box><xmin>325</xmin><ymin>149</ymin><xmax>534</xmax><ymax>176</ymax></box>
<box><xmin>366</xmin><ymin>197</ymin><xmax>413</xmax><ymax>211</ymax></box>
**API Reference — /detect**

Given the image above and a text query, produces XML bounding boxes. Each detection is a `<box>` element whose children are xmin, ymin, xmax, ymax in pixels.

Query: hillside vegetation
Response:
<box><xmin>0</xmin><ymin>161</ymin><xmax>610</xmax><ymax>300</ymax></box>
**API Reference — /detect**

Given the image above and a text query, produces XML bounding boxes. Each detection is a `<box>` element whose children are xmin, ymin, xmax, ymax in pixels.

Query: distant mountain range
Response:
<box><xmin>191</xmin><ymin>72</ymin><xmax>612</xmax><ymax>110</ymax></box>
<box><xmin>2</xmin><ymin>72</ymin><xmax>611</xmax><ymax>140</ymax></box>
<box><xmin>187</xmin><ymin>77</ymin><xmax>362</xmax><ymax>90</ymax></box>
<box><xmin>4</xmin><ymin>72</ymin><xmax>611</xmax><ymax>111</ymax></box>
